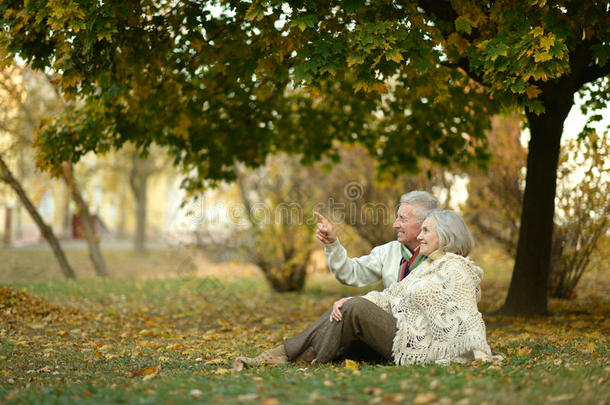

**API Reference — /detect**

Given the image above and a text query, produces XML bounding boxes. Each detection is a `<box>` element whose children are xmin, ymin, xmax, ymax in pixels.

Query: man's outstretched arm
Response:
<box><xmin>314</xmin><ymin>211</ymin><xmax>384</xmax><ymax>287</ymax></box>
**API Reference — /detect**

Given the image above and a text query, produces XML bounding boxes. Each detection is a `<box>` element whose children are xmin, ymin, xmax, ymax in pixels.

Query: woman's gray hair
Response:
<box><xmin>399</xmin><ymin>191</ymin><xmax>439</xmax><ymax>223</ymax></box>
<box><xmin>424</xmin><ymin>209</ymin><xmax>474</xmax><ymax>256</ymax></box>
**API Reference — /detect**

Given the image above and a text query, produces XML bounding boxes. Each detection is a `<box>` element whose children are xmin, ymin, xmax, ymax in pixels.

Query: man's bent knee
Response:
<box><xmin>342</xmin><ymin>297</ymin><xmax>373</xmax><ymax>314</ymax></box>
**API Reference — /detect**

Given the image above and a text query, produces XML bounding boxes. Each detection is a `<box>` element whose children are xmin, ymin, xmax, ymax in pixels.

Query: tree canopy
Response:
<box><xmin>1</xmin><ymin>0</ymin><xmax>609</xmax><ymax>315</ymax></box>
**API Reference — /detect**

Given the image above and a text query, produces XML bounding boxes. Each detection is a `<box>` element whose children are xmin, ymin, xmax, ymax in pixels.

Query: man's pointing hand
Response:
<box><xmin>314</xmin><ymin>211</ymin><xmax>337</xmax><ymax>244</ymax></box>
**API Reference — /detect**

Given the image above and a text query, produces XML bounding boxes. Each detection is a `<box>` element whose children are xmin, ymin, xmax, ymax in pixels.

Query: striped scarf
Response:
<box><xmin>398</xmin><ymin>245</ymin><xmax>424</xmax><ymax>281</ymax></box>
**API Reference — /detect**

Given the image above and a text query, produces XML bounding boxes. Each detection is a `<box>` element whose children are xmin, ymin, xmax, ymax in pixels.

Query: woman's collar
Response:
<box><xmin>427</xmin><ymin>249</ymin><xmax>445</xmax><ymax>261</ymax></box>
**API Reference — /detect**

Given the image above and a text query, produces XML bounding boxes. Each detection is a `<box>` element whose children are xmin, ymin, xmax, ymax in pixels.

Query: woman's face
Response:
<box><xmin>417</xmin><ymin>217</ymin><xmax>440</xmax><ymax>256</ymax></box>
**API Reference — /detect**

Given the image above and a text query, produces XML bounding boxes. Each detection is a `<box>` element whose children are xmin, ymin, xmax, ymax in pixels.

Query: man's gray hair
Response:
<box><xmin>399</xmin><ymin>191</ymin><xmax>439</xmax><ymax>223</ymax></box>
<box><xmin>424</xmin><ymin>209</ymin><xmax>474</xmax><ymax>256</ymax></box>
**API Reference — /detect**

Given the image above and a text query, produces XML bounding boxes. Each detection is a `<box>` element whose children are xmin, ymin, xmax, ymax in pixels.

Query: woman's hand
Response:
<box><xmin>330</xmin><ymin>297</ymin><xmax>351</xmax><ymax>322</ymax></box>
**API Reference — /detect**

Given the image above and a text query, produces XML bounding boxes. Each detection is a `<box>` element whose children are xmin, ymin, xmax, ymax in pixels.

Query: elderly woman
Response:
<box><xmin>234</xmin><ymin>209</ymin><xmax>496</xmax><ymax>369</ymax></box>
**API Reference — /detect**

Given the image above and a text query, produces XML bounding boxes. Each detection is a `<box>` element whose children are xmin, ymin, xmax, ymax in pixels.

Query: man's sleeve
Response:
<box><xmin>323</xmin><ymin>239</ymin><xmax>387</xmax><ymax>287</ymax></box>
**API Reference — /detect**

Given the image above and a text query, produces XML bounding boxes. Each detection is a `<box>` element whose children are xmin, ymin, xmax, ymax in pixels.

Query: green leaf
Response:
<box><xmin>291</xmin><ymin>14</ymin><xmax>318</xmax><ymax>32</ymax></box>
<box><xmin>385</xmin><ymin>50</ymin><xmax>403</xmax><ymax>63</ymax></box>
<box><xmin>246</xmin><ymin>4</ymin><xmax>266</xmax><ymax>21</ymax></box>
<box><xmin>455</xmin><ymin>16</ymin><xmax>472</xmax><ymax>35</ymax></box>
<box><xmin>344</xmin><ymin>0</ymin><xmax>364</xmax><ymax>13</ymax></box>
<box><xmin>487</xmin><ymin>43</ymin><xmax>508</xmax><ymax>60</ymax></box>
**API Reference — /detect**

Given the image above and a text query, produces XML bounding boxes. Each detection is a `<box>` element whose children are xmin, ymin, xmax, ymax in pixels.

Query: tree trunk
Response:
<box><xmin>501</xmin><ymin>97</ymin><xmax>572</xmax><ymax>315</ymax></box>
<box><xmin>62</xmin><ymin>162</ymin><xmax>108</xmax><ymax>277</ymax></box>
<box><xmin>62</xmin><ymin>181</ymin><xmax>72</xmax><ymax>238</ymax></box>
<box><xmin>117</xmin><ymin>179</ymin><xmax>127</xmax><ymax>237</ymax></box>
<box><xmin>3</xmin><ymin>206</ymin><xmax>11</xmax><ymax>247</ymax></box>
<box><xmin>129</xmin><ymin>153</ymin><xmax>149</xmax><ymax>255</ymax></box>
<box><xmin>15</xmin><ymin>202</ymin><xmax>22</xmax><ymax>239</ymax></box>
<box><xmin>0</xmin><ymin>156</ymin><xmax>76</xmax><ymax>279</ymax></box>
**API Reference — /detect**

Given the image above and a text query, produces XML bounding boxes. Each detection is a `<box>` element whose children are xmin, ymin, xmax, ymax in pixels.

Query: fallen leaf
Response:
<box><xmin>129</xmin><ymin>365</ymin><xmax>161</xmax><ymax>378</ymax></box>
<box><xmin>413</xmin><ymin>392</ymin><xmax>437</xmax><ymax>404</ymax></box>
<box><xmin>364</xmin><ymin>386</ymin><xmax>382</xmax><ymax>396</ymax></box>
<box><xmin>142</xmin><ymin>374</ymin><xmax>156</xmax><ymax>381</ymax></box>
<box><xmin>237</xmin><ymin>393</ymin><xmax>258</xmax><ymax>401</ymax></box>
<box><xmin>516</xmin><ymin>346</ymin><xmax>531</xmax><ymax>357</ymax></box>
<box><xmin>548</xmin><ymin>394</ymin><xmax>575</xmax><ymax>402</ymax></box>
<box><xmin>383</xmin><ymin>394</ymin><xmax>406</xmax><ymax>403</ymax></box>
<box><xmin>189</xmin><ymin>389</ymin><xmax>203</xmax><ymax>399</ymax></box>
<box><xmin>344</xmin><ymin>359</ymin><xmax>360</xmax><ymax>370</ymax></box>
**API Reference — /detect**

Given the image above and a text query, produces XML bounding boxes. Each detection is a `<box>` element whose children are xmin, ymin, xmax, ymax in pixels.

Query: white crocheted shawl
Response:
<box><xmin>364</xmin><ymin>250</ymin><xmax>492</xmax><ymax>365</ymax></box>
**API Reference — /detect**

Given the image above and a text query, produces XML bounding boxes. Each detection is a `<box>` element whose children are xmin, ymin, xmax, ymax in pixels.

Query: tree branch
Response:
<box><xmin>580</xmin><ymin>63</ymin><xmax>610</xmax><ymax>86</ymax></box>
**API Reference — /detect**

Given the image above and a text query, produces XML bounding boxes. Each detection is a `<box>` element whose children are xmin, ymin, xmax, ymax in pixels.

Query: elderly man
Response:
<box><xmin>314</xmin><ymin>190</ymin><xmax>439</xmax><ymax>288</ymax></box>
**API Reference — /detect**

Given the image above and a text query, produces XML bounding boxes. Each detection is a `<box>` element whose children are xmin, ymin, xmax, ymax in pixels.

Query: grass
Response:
<box><xmin>0</xmin><ymin>246</ymin><xmax>609</xmax><ymax>404</ymax></box>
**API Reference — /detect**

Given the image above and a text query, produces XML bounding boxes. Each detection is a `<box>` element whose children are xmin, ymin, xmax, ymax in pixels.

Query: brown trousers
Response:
<box><xmin>283</xmin><ymin>297</ymin><xmax>398</xmax><ymax>364</ymax></box>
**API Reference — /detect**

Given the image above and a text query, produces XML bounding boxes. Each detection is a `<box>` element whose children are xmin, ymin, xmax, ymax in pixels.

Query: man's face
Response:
<box><xmin>393</xmin><ymin>204</ymin><xmax>422</xmax><ymax>250</ymax></box>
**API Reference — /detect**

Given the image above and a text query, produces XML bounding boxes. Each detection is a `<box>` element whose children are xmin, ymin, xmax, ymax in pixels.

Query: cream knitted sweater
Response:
<box><xmin>364</xmin><ymin>250</ymin><xmax>493</xmax><ymax>365</ymax></box>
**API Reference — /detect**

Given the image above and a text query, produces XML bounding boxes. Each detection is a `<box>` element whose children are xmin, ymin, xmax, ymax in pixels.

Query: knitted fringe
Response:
<box><xmin>392</xmin><ymin>332</ymin><xmax>491</xmax><ymax>366</ymax></box>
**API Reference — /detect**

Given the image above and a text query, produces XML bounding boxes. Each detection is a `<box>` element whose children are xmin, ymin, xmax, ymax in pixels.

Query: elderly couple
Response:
<box><xmin>234</xmin><ymin>191</ymin><xmax>497</xmax><ymax>369</ymax></box>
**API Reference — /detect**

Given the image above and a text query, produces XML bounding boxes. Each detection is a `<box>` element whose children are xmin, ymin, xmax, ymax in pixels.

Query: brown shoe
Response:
<box><xmin>233</xmin><ymin>345</ymin><xmax>288</xmax><ymax>370</ymax></box>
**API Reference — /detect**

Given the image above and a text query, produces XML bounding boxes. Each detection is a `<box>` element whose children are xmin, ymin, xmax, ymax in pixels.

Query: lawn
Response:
<box><xmin>0</xmin><ymin>246</ymin><xmax>608</xmax><ymax>404</ymax></box>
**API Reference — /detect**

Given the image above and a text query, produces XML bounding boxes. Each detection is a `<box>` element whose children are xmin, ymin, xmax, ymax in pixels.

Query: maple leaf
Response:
<box><xmin>526</xmin><ymin>85</ymin><xmax>541</xmax><ymax>99</ymax></box>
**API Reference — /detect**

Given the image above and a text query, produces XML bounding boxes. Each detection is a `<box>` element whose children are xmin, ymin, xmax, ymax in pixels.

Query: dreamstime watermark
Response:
<box><xmin>183</xmin><ymin>181</ymin><xmax>400</xmax><ymax>227</ymax></box>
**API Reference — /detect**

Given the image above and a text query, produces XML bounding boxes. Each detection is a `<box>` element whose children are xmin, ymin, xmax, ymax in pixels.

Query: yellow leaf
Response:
<box><xmin>534</xmin><ymin>52</ymin><xmax>552</xmax><ymax>62</ymax></box>
<box><xmin>141</xmin><ymin>366</ymin><xmax>157</xmax><ymax>375</ymax></box>
<box><xmin>540</xmin><ymin>34</ymin><xmax>555</xmax><ymax>51</ymax></box>
<box><xmin>344</xmin><ymin>359</ymin><xmax>360</xmax><ymax>370</ymax></box>
<box><xmin>526</xmin><ymin>85</ymin><xmax>541</xmax><ymax>99</ymax></box>
<box><xmin>204</xmin><ymin>358</ymin><xmax>224</xmax><ymax>365</ymax></box>
<box><xmin>142</xmin><ymin>373</ymin><xmax>156</xmax><ymax>381</ymax></box>
<box><xmin>530</xmin><ymin>27</ymin><xmax>544</xmax><ymax>37</ymax></box>
<box><xmin>413</xmin><ymin>393</ymin><xmax>437</xmax><ymax>404</ymax></box>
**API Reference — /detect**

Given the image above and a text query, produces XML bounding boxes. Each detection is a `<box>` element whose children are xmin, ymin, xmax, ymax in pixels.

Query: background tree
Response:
<box><xmin>234</xmin><ymin>154</ymin><xmax>325</xmax><ymax>292</ymax></box>
<box><xmin>464</xmin><ymin>114</ymin><xmax>526</xmax><ymax>255</ymax></box>
<box><xmin>0</xmin><ymin>65</ymin><xmax>108</xmax><ymax>276</ymax></box>
<box><xmin>549</xmin><ymin>130</ymin><xmax>609</xmax><ymax>298</ymax></box>
<box><xmin>96</xmin><ymin>143</ymin><xmax>173</xmax><ymax>254</ymax></box>
<box><xmin>0</xmin><ymin>66</ymin><xmax>76</xmax><ymax>278</ymax></box>
<box><xmin>466</xmin><ymin>113</ymin><xmax>610</xmax><ymax>299</ymax></box>
<box><xmin>43</xmin><ymin>73</ymin><xmax>109</xmax><ymax>277</ymax></box>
